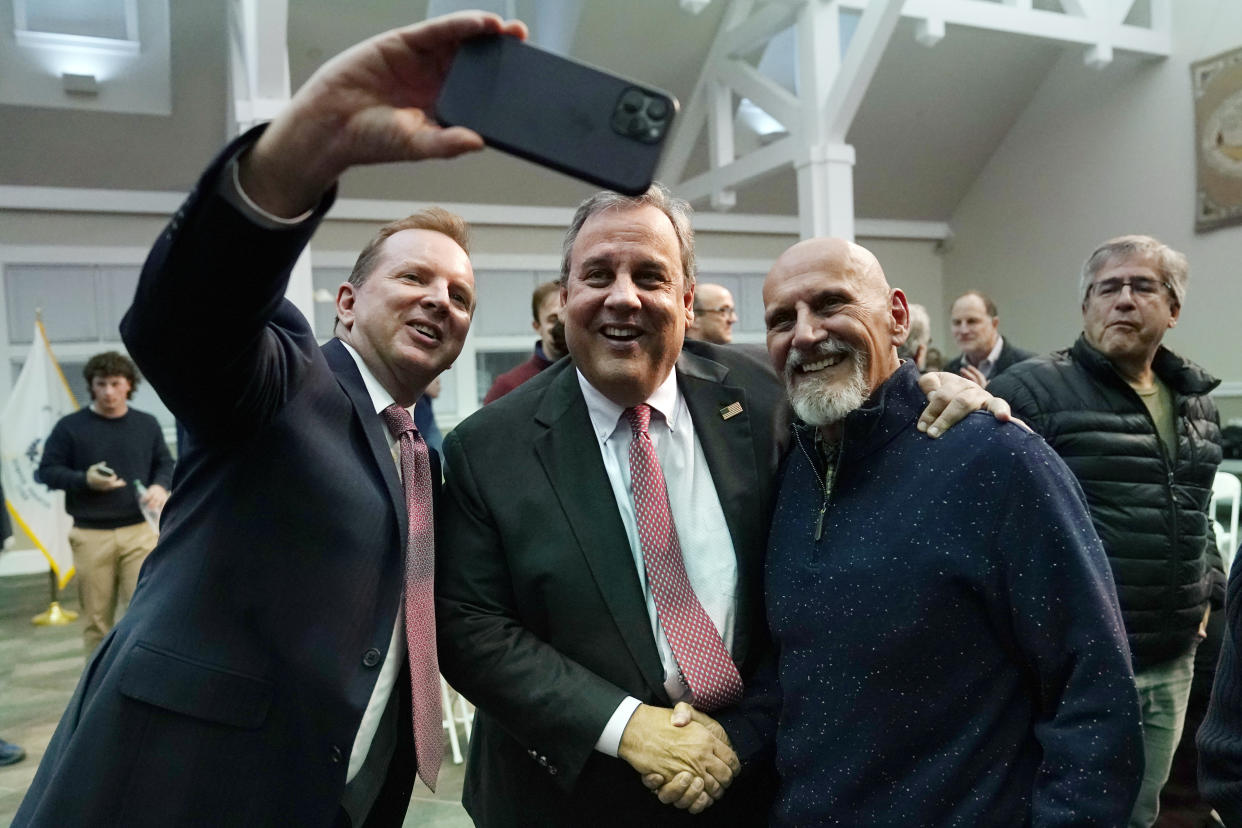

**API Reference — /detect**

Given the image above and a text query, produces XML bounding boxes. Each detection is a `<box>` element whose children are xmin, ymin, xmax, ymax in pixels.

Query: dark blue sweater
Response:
<box><xmin>762</xmin><ymin>363</ymin><xmax>1142</xmax><ymax>826</ymax></box>
<box><xmin>36</xmin><ymin>406</ymin><xmax>174</xmax><ymax>528</ymax></box>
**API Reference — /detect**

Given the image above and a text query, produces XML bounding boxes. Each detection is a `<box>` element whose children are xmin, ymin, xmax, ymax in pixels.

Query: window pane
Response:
<box><xmin>312</xmin><ymin>267</ymin><xmax>350</xmax><ymax>340</ymax></box>
<box><xmin>99</xmin><ymin>267</ymin><xmax>141</xmax><ymax>340</ymax></box>
<box><xmin>475</xmin><ymin>350</ymin><xmax>528</xmax><ymax>405</ymax></box>
<box><xmin>23</xmin><ymin>0</ymin><xmax>130</xmax><ymax>40</ymax></box>
<box><xmin>6</xmin><ymin>265</ymin><xmax>99</xmax><ymax>343</ymax></box>
<box><xmin>473</xmin><ymin>271</ymin><xmax>539</xmax><ymax>336</ymax></box>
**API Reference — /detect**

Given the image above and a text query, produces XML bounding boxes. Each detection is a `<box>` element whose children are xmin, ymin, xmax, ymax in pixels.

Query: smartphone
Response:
<box><xmin>97</xmin><ymin>464</ymin><xmax>116</xmax><ymax>478</ymax></box>
<box><xmin>436</xmin><ymin>34</ymin><xmax>678</xmax><ymax>196</ymax></box>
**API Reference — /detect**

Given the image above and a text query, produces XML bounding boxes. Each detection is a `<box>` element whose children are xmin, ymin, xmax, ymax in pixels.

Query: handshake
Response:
<box><xmin>618</xmin><ymin>702</ymin><xmax>740</xmax><ymax>815</ymax></box>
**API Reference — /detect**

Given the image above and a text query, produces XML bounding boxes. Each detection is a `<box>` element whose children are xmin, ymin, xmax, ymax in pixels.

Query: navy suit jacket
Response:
<box><xmin>16</xmin><ymin>132</ymin><xmax>421</xmax><ymax>828</ymax></box>
<box><xmin>436</xmin><ymin>342</ymin><xmax>786</xmax><ymax>826</ymax></box>
<box><xmin>944</xmin><ymin>338</ymin><xmax>1036</xmax><ymax>380</ymax></box>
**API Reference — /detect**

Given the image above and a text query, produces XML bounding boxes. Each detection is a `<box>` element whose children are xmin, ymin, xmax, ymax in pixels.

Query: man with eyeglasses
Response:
<box><xmin>687</xmin><ymin>283</ymin><xmax>738</xmax><ymax>345</ymax></box>
<box><xmin>989</xmin><ymin>235</ymin><xmax>1224</xmax><ymax>828</ymax></box>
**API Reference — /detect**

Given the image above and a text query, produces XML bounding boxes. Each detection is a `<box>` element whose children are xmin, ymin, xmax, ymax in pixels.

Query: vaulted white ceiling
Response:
<box><xmin>0</xmin><ymin>0</ymin><xmax>1172</xmax><ymax>225</ymax></box>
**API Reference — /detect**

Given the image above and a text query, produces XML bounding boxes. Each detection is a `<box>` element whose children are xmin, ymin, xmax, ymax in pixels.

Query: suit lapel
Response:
<box><xmin>323</xmin><ymin>338</ymin><xmax>407</xmax><ymax>541</ymax></box>
<box><xmin>676</xmin><ymin>350</ymin><xmax>765</xmax><ymax>666</ymax></box>
<box><xmin>533</xmin><ymin>365</ymin><xmax>668</xmax><ymax>701</ymax></box>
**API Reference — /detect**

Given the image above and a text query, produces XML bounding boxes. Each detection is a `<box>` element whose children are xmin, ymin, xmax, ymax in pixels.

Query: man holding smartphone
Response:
<box><xmin>35</xmin><ymin>351</ymin><xmax>173</xmax><ymax>653</ymax></box>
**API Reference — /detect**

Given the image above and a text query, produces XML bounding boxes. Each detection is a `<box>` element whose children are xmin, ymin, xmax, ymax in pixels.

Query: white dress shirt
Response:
<box><xmin>967</xmin><ymin>334</ymin><xmax>1006</xmax><ymax>379</ymax></box>
<box><xmin>339</xmin><ymin>341</ymin><xmax>409</xmax><ymax>782</ymax></box>
<box><xmin>577</xmin><ymin>367</ymin><xmax>739</xmax><ymax>756</ymax></box>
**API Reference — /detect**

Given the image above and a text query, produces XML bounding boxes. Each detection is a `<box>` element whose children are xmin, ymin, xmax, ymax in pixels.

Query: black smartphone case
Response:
<box><xmin>436</xmin><ymin>35</ymin><xmax>678</xmax><ymax>196</ymax></box>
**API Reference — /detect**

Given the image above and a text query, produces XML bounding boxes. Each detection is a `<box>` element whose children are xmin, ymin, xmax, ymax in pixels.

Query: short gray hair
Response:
<box><xmin>1080</xmin><ymin>235</ymin><xmax>1188</xmax><ymax>309</ymax></box>
<box><xmin>559</xmin><ymin>182</ymin><xmax>696</xmax><ymax>288</ymax></box>
<box><xmin>898</xmin><ymin>303</ymin><xmax>931</xmax><ymax>361</ymax></box>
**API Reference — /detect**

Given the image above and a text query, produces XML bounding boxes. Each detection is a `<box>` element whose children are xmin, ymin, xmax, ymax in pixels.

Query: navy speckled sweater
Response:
<box><xmin>763</xmin><ymin>363</ymin><xmax>1143</xmax><ymax>826</ymax></box>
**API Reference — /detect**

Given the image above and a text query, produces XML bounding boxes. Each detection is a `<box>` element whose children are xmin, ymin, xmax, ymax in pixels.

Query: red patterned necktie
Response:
<box><xmin>380</xmin><ymin>403</ymin><xmax>442</xmax><ymax>791</ymax></box>
<box><xmin>624</xmin><ymin>404</ymin><xmax>743</xmax><ymax>712</ymax></box>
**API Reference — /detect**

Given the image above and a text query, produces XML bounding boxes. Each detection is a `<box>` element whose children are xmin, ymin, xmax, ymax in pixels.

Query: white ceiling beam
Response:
<box><xmin>228</xmin><ymin>0</ymin><xmax>292</xmax><ymax>133</ymax></box>
<box><xmin>659</xmin><ymin>86</ymin><xmax>708</xmax><ymax>185</ymax></box>
<box><xmin>226</xmin><ymin>0</ymin><xmax>311</xmax><ymax>327</ymax></box>
<box><xmin>837</xmin><ymin>0</ymin><xmax>1169</xmax><ymax>55</ymax></box>
<box><xmin>660</xmin><ymin>0</ymin><xmax>754</xmax><ymax>186</ymax></box>
<box><xmin>707</xmin><ymin>79</ymin><xmax>738</xmax><ymax>209</ymax></box>
<box><xmin>665</xmin><ymin>0</ymin><xmax>1171</xmax><ymax>226</ymax></box>
<box><xmin>821</xmin><ymin>0</ymin><xmax>904</xmax><ymax>140</ymax></box>
<box><xmin>915</xmin><ymin>17</ymin><xmax>946</xmax><ymax>47</ymax></box>
<box><xmin>716</xmin><ymin>58</ymin><xmax>800</xmax><ymax>128</ymax></box>
<box><xmin>1111</xmin><ymin>0</ymin><xmax>1138</xmax><ymax>25</ymax></box>
<box><xmin>675</xmin><ymin>134</ymin><xmax>799</xmax><ymax>203</ymax></box>
<box><xmin>720</xmin><ymin>1</ymin><xmax>803</xmax><ymax>58</ymax></box>
<box><xmin>795</xmin><ymin>0</ymin><xmax>842</xmax><ymax>148</ymax></box>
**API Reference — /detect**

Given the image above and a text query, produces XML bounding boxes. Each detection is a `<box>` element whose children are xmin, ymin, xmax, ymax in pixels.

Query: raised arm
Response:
<box><xmin>239</xmin><ymin>12</ymin><xmax>527</xmax><ymax>218</ymax></box>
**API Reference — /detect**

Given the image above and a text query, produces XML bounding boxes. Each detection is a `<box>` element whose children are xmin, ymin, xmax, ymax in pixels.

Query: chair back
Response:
<box><xmin>1211</xmin><ymin>471</ymin><xmax>1241</xmax><ymax>574</ymax></box>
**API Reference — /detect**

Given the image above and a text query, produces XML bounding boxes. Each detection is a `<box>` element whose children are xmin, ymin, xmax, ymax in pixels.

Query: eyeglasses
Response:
<box><xmin>1087</xmin><ymin>277</ymin><xmax>1173</xmax><ymax>302</ymax></box>
<box><xmin>697</xmin><ymin>305</ymin><xmax>737</xmax><ymax>318</ymax></box>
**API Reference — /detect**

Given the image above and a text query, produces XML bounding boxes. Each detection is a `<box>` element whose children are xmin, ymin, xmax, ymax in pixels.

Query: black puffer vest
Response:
<box><xmin>989</xmin><ymin>335</ymin><xmax>1223</xmax><ymax>669</ymax></box>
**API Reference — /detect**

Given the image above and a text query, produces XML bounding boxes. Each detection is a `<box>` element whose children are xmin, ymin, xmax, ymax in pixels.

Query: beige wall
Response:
<box><xmin>943</xmin><ymin>3</ymin><xmax>1242</xmax><ymax>398</ymax></box>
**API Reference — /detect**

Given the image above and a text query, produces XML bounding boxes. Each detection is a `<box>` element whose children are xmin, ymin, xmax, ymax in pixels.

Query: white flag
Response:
<box><xmin>2</xmin><ymin>320</ymin><xmax>79</xmax><ymax>590</ymax></box>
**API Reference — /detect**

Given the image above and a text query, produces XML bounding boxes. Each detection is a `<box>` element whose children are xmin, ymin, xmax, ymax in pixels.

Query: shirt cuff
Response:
<box><xmin>217</xmin><ymin>147</ymin><xmax>316</xmax><ymax>230</ymax></box>
<box><xmin>594</xmin><ymin>695</ymin><xmax>642</xmax><ymax>758</ymax></box>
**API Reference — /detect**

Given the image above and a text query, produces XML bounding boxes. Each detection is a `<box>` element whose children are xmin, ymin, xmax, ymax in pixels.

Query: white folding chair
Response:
<box><xmin>1211</xmin><ymin>472</ymin><xmax>1241</xmax><ymax>574</ymax></box>
<box><xmin>441</xmin><ymin>676</ymin><xmax>465</xmax><ymax>764</ymax></box>
<box><xmin>440</xmin><ymin>676</ymin><xmax>477</xmax><ymax>764</ymax></box>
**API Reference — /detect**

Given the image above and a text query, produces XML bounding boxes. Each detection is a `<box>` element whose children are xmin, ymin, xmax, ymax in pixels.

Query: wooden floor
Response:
<box><xmin>0</xmin><ymin>572</ymin><xmax>471</xmax><ymax>827</ymax></box>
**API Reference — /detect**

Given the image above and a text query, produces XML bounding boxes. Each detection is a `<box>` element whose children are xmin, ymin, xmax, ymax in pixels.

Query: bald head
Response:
<box><xmin>688</xmin><ymin>282</ymin><xmax>736</xmax><ymax>344</ymax></box>
<box><xmin>763</xmin><ymin>237</ymin><xmax>909</xmax><ymax>435</ymax></box>
<box><xmin>769</xmin><ymin>238</ymin><xmax>889</xmax><ymax>295</ymax></box>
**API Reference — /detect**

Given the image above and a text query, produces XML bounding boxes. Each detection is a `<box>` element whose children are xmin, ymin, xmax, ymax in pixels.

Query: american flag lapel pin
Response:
<box><xmin>719</xmin><ymin>401</ymin><xmax>743</xmax><ymax>420</ymax></box>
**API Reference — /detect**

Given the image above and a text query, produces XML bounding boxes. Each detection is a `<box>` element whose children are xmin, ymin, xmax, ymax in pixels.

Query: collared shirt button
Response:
<box><xmin>362</xmin><ymin>648</ymin><xmax>382</xmax><ymax>667</ymax></box>
<box><xmin>548</xmin><ymin>765</ymin><xmax>558</xmax><ymax>776</ymax></box>
<box><xmin>330</xmin><ymin>745</ymin><xmax>343</xmax><ymax>763</ymax></box>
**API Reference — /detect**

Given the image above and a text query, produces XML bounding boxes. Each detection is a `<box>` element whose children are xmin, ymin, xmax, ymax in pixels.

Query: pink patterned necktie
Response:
<box><xmin>379</xmin><ymin>403</ymin><xmax>442</xmax><ymax>791</ymax></box>
<box><xmin>624</xmin><ymin>404</ymin><xmax>743</xmax><ymax>712</ymax></box>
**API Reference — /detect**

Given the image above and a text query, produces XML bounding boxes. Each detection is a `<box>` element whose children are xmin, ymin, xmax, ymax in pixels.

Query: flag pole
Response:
<box><xmin>22</xmin><ymin>309</ymin><xmax>79</xmax><ymax>625</ymax></box>
<box><xmin>32</xmin><ymin>568</ymin><xmax>77</xmax><ymax>625</ymax></box>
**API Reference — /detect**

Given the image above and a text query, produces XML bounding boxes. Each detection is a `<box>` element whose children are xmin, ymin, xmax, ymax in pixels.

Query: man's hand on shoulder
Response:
<box><xmin>917</xmin><ymin>371</ymin><xmax>1028</xmax><ymax>437</ymax></box>
<box><xmin>619</xmin><ymin>703</ymin><xmax>739</xmax><ymax>814</ymax></box>
<box><xmin>239</xmin><ymin>11</ymin><xmax>529</xmax><ymax>217</ymax></box>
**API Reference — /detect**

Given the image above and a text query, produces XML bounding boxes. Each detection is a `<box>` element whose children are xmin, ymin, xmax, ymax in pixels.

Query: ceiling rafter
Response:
<box><xmin>663</xmin><ymin>0</ymin><xmax>1171</xmax><ymax>238</ymax></box>
<box><xmin>227</xmin><ymin>0</ymin><xmax>291</xmax><ymax>133</ymax></box>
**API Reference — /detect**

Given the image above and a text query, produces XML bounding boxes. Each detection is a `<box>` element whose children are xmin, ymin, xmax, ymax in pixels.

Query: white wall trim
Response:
<box><xmin>0</xmin><ymin>245</ymin><xmax>150</xmax><ymax>265</ymax></box>
<box><xmin>0</xmin><ymin>186</ymin><xmax>184</xmax><ymax>215</ymax></box>
<box><xmin>0</xmin><ymin>185</ymin><xmax>951</xmax><ymax>241</ymax></box>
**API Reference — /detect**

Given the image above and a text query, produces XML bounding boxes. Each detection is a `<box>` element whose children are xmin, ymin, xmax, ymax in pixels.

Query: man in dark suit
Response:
<box><xmin>944</xmin><ymin>290</ymin><xmax>1035</xmax><ymax>387</ymax></box>
<box><xmin>15</xmin><ymin>11</ymin><xmax>527</xmax><ymax>827</ymax></box>
<box><xmin>437</xmin><ymin>186</ymin><xmax>768</xmax><ymax>827</ymax></box>
<box><xmin>435</xmin><ymin>185</ymin><xmax>1006</xmax><ymax>825</ymax></box>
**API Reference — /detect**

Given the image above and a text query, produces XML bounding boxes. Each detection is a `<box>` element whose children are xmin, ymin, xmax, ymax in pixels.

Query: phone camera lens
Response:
<box><xmin>620</xmin><ymin>90</ymin><xmax>645</xmax><ymax>113</ymax></box>
<box><xmin>646</xmin><ymin>99</ymin><xmax>668</xmax><ymax>120</ymax></box>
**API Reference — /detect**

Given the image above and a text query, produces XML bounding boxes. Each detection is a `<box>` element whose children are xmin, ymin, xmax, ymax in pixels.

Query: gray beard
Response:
<box><xmin>785</xmin><ymin>340</ymin><xmax>869</xmax><ymax>427</ymax></box>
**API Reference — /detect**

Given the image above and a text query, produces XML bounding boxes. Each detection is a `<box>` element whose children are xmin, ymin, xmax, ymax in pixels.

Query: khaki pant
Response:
<box><xmin>68</xmin><ymin>522</ymin><xmax>158</xmax><ymax>653</ymax></box>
